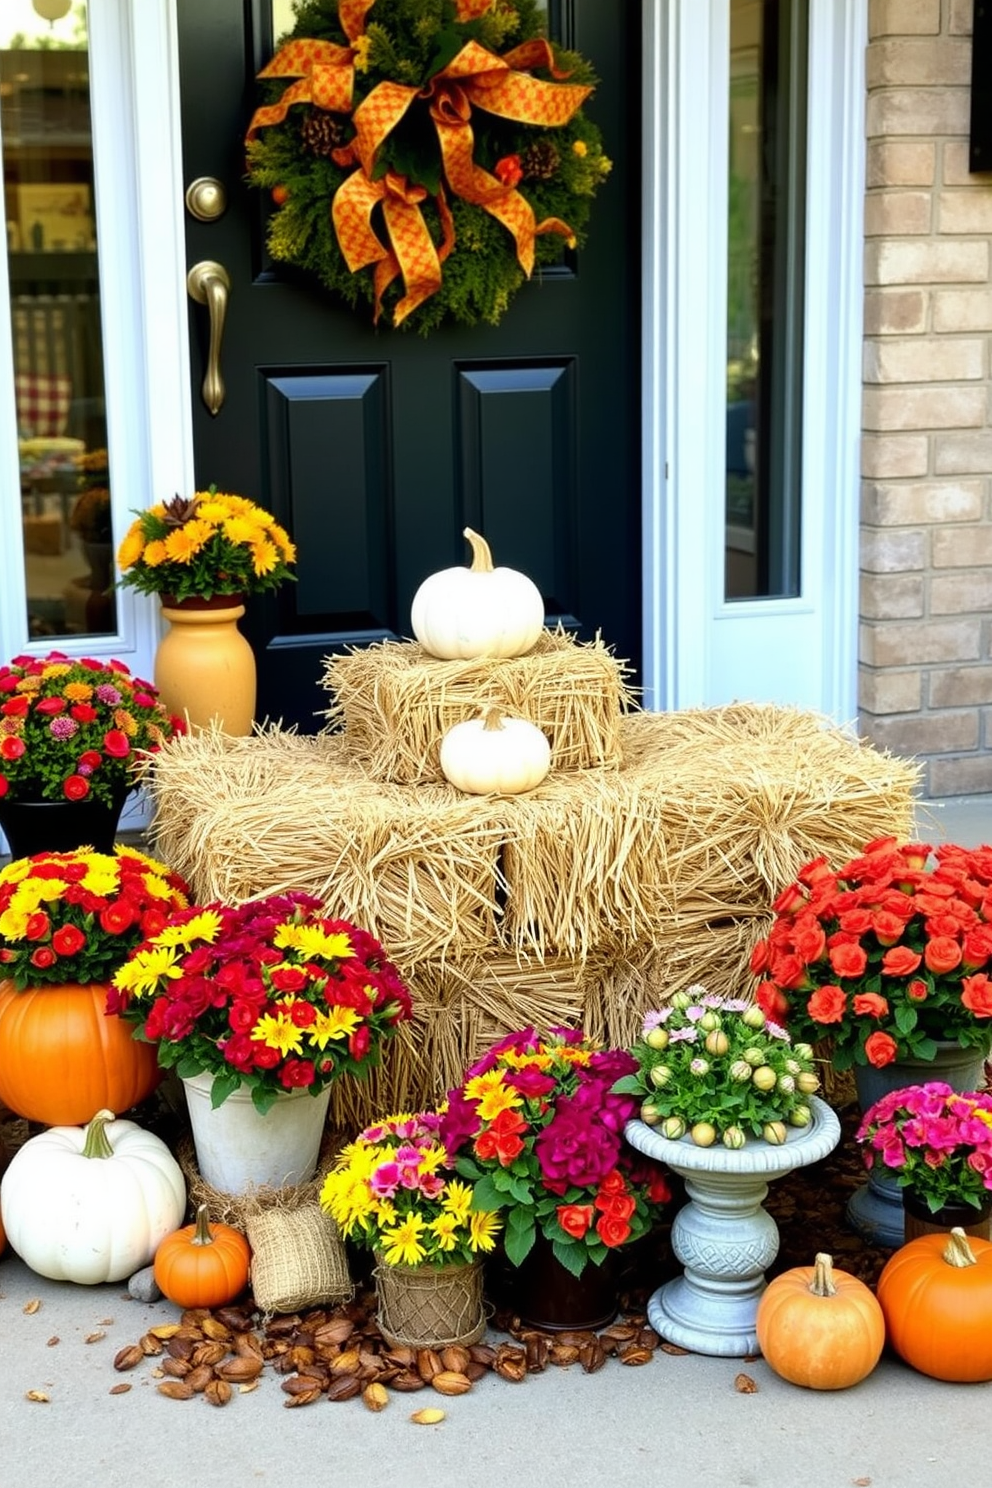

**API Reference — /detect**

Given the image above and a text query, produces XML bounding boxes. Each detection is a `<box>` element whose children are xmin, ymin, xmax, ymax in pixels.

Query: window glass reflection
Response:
<box><xmin>2</xmin><ymin>1</ymin><xmax>116</xmax><ymax>639</ymax></box>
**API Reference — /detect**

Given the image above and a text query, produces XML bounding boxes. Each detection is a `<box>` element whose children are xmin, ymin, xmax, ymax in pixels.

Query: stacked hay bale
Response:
<box><xmin>148</xmin><ymin>635</ymin><xmax>919</xmax><ymax>1126</ymax></box>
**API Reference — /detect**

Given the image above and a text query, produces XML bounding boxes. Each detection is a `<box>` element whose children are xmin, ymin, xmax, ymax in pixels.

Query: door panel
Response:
<box><xmin>178</xmin><ymin>0</ymin><xmax>640</xmax><ymax>730</ymax></box>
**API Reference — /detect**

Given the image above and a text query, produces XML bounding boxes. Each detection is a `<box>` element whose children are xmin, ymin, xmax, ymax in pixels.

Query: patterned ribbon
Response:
<box><xmin>333</xmin><ymin>168</ymin><xmax>455</xmax><ymax>326</ymax></box>
<box><xmin>246</xmin><ymin>2</ymin><xmax>592</xmax><ymax>323</ymax></box>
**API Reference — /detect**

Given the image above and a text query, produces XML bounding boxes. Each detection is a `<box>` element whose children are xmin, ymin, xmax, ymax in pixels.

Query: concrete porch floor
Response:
<box><xmin>2</xmin><ymin>794</ymin><xmax>992</xmax><ymax>1487</ymax></box>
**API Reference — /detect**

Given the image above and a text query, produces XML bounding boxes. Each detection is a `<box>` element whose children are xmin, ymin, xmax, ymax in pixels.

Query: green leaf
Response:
<box><xmin>454</xmin><ymin>1155</ymin><xmax>483</xmax><ymax>1181</ymax></box>
<box><xmin>470</xmin><ymin>1175</ymin><xmax>504</xmax><ymax>1213</ymax></box>
<box><xmin>250</xmin><ymin>1082</ymin><xmax>277</xmax><ymax>1116</ymax></box>
<box><xmin>551</xmin><ymin>1238</ymin><xmax>587</xmax><ymax>1278</ymax></box>
<box><xmin>175</xmin><ymin>1052</ymin><xmax>206</xmax><ymax>1080</ymax></box>
<box><xmin>211</xmin><ymin>1071</ymin><xmax>242</xmax><ymax>1109</ymax></box>
<box><xmin>913</xmin><ymin>1036</ymin><xmax>939</xmax><ymax>1062</ymax></box>
<box><xmin>506</xmin><ymin>1205</ymin><xmax>535</xmax><ymax>1233</ymax></box>
<box><xmin>894</xmin><ymin>1003</ymin><xmax>918</xmax><ymax>1035</ymax></box>
<box><xmin>504</xmin><ymin>1221</ymin><xmax>536</xmax><ymax>1268</ymax></box>
<box><xmin>610</xmin><ymin>1074</ymin><xmax>644</xmax><ymax>1096</ymax></box>
<box><xmin>508</xmin><ymin>1177</ymin><xmax>533</xmax><ymax>1205</ymax></box>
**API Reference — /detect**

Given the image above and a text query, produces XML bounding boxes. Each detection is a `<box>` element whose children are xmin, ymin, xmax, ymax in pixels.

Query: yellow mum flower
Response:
<box><xmin>164</xmin><ymin>526</ymin><xmax>202</xmax><ymax>564</ymax></box>
<box><xmin>270</xmin><ymin>523</ymin><xmax>297</xmax><ymax>561</ymax></box>
<box><xmin>143</xmin><ymin>872</ymin><xmax>181</xmax><ymax>901</ymax></box>
<box><xmin>572</xmin><ymin>138</ymin><xmax>588</xmax><ymax>156</ymax></box>
<box><xmin>31</xmin><ymin>877</ymin><xmax>70</xmax><ymax>903</ymax></box>
<box><xmin>441</xmin><ymin>1179</ymin><xmax>473</xmax><ymax>1226</ymax></box>
<box><xmin>429</xmin><ymin>1213</ymin><xmax>460</xmax><ymax>1252</ymax></box>
<box><xmin>117</xmin><ymin>945</ymin><xmax>183</xmax><ymax>996</ymax></box>
<box><xmin>293</xmin><ymin>925</ymin><xmax>353</xmax><ymax>962</ymax></box>
<box><xmin>250</xmin><ymin>539</ymin><xmax>279</xmax><ymax>577</ymax></box>
<box><xmin>41</xmin><ymin>663</ymin><xmax>71</xmax><ymax>679</ymax></box>
<box><xmin>467</xmin><ymin>1209</ymin><xmax>502</xmax><ymax>1253</ymax></box>
<box><xmin>320</xmin><ymin>1169</ymin><xmax>375</xmax><ymax>1235</ymax></box>
<box><xmin>63</xmin><ymin>681</ymin><xmax>94</xmax><ymax>702</ymax></box>
<box><xmin>464</xmin><ymin>1070</ymin><xmax>523</xmax><ymax>1121</ymax></box>
<box><xmin>558</xmin><ymin>1046</ymin><xmax>593</xmax><ymax>1066</ymax></box>
<box><xmin>0</xmin><ymin>907</ymin><xmax>29</xmax><ymax>939</ymax></box>
<box><xmin>16</xmin><ymin>675</ymin><xmax>42</xmax><ymax>693</ymax></box>
<box><xmin>152</xmin><ymin>909</ymin><xmax>222</xmax><ymax>949</ymax></box>
<box><xmin>194</xmin><ymin>501</ymin><xmax>229</xmax><ymax>524</ymax></box>
<box><xmin>501</xmin><ymin>1049</ymin><xmax>554</xmax><ymax>1071</ymax></box>
<box><xmin>380</xmin><ymin>1214</ymin><xmax>427</xmax><ymax>1267</ymax></box>
<box><xmin>222</xmin><ymin>515</ymin><xmax>260</xmax><ymax>546</ymax></box>
<box><xmin>114</xmin><ymin>708</ymin><xmax>139</xmax><ymax>738</ymax></box>
<box><xmin>116</xmin><ymin>528</ymin><xmax>145</xmax><ymax>570</ymax></box>
<box><xmin>0</xmin><ymin>859</ymin><xmax>32</xmax><ymax>886</ymax></box>
<box><xmin>307</xmin><ymin>1005</ymin><xmax>361</xmax><ymax>1050</ymax></box>
<box><xmin>251</xmin><ymin>1011</ymin><xmax>304</xmax><ymax>1057</ymax></box>
<box><xmin>143</xmin><ymin>539</ymin><xmax>168</xmax><ymax>567</ymax></box>
<box><xmin>272</xmin><ymin>922</ymin><xmax>304</xmax><ymax>951</ymax></box>
<box><xmin>417</xmin><ymin>1144</ymin><xmax>447</xmax><ymax>1177</ymax></box>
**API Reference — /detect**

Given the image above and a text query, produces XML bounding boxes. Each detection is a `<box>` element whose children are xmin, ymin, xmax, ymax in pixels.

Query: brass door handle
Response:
<box><xmin>186</xmin><ymin>260</ymin><xmax>230</xmax><ymax>416</ymax></box>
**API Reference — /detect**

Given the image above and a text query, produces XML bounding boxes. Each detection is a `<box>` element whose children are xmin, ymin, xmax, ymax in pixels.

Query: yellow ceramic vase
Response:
<box><xmin>154</xmin><ymin>597</ymin><xmax>256</xmax><ymax>735</ymax></box>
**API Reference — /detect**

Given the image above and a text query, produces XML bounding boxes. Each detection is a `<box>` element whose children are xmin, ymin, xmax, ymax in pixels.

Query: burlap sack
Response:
<box><xmin>374</xmin><ymin>1258</ymin><xmax>486</xmax><ymax>1349</ymax></box>
<box><xmin>245</xmin><ymin>1203</ymin><xmax>353</xmax><ymax>1316</ymax></box>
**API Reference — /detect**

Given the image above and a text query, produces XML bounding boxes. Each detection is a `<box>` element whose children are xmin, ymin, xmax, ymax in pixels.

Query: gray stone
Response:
<box><xmin>127</xmin><ymin>1264</ymin><xmax>162</xmax><ymax>1303</ymax></box>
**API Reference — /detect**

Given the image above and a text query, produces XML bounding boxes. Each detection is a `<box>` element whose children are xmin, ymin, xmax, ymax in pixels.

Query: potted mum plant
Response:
<box><xmin>0</xmin><ymin>651</ymin><xmax>182</xmax><ymax>856</ymax></box>
<box><xmin>441</xmin><ymin>1027</ymin><xmax>671</xmax><ymax>1331</ymax></box>
<box><xmin>115</xmin><ymin>487</ymin><xmax>297</xmax><ymax>734</ymax></box>
<box><xmin>621</xmin><ymin>988</ymin><xmax>841</xmax><ymax>1358</ymax></box>
<box><xmin>751</xmin><ymin>836</ymin><xmax>992</xmax><ymax>1244</ymax></box>
<box><xmin>0</xmin><ymin>845</ymin><xmax>190</xmax><ymax>1125</ymax></box>
<box><xmin>320</xmin><ymin>1110</ymin><xmax>502</xmax><ymax>1349</ymax></box>
<box><xmin>856</xmin><ymin>1082</ymin><xmax>992</xmax><ymax>1241</ymax></box>
<box><xmin>108</xmin><ymin>891</ymin><xmax>412</xmax><ymax>1194</ymax></box>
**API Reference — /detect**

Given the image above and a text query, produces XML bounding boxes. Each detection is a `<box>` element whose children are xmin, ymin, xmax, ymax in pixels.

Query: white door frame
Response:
<box><xmin>1</xmin><ymin>0</ymin><xmax>864</xmax><ymax>727</ymax></box>
<box><xmin>641</xmin><ymin>0</ymin><xmax>866</xmax><ymax>723</ymax></box>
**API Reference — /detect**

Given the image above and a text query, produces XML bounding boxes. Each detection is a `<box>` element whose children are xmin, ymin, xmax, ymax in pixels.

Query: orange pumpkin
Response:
<box><xmin>756</xmin><ymin>1252</ymin><xmax>885</xmax><ymax>1390</ymax></box>
<box><xmin>154</xmin><ymin>1205</ymin><xmax>251</xmax><ymax>1309</ymax></box>
<box><xmin>0</xmin><ymin>980</ymin><xmax>160</xmax><ymax>1126</ymax></box>
<box><xmin>877</xmin><ymin>1226</ymin><xmax>992</xmax><ymax>1382</ymax></box>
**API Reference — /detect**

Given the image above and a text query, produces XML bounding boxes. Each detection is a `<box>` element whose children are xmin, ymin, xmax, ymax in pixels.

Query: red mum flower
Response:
<box><xmin>30</xmin><ymin>946</ymin><xmax>57</xmax><ymax>969</ymax></box>
<box><xmin>0</xmin><ymin>736</ymin><xmax>26</xmax><ymax>761</ymax></box>
<box><xmin>52</xmin><ymin>925</ymin><xmax>86</xmax><ymax>957</ymax></box>
<box><xmin>70</xmin><ymin>703</ymin><xmax>99</xmax><ymax>723</ymax></box>
<box><xmin>63</xmin><ymin>774</ymin><xmax>90</xmax><ymax>801</ymax></box>
<box><xmin>35</xmin><ymin>696</ymin><xmax>66</xmax><ymax>715</ymax></box>
<box><xmin>103</xmin><ymin>730</ymin><xmax>131</xmax><ymax>759</ymax></box>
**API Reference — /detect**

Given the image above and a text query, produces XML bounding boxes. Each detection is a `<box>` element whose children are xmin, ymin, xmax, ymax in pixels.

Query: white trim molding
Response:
<box><xmin>643</xmin><ymin>0</ymin><xmax>866</xmax><ymax>723</ymax></box>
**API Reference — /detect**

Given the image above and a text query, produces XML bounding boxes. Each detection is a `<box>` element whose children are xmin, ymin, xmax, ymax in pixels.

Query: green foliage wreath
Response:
<box><xmin>244</xmin><ymin>0</ymin><xmax>611</xmax><ymax>333</ymax></box>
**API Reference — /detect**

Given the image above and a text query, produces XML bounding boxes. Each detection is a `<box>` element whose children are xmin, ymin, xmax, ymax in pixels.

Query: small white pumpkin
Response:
<box><xmin>0</xmin><ymin>1108</ymin><xmax>186</xmax><ymax>1284</ymax></box>
<box><xmin>411</xmin><ymin>528</ymin><xmax>545</xmax><ymax>660</ymax></box>
<box><xmin>440</xmin><ymin>706</ymin><xmax>552</xmax><ymax>795</ymax></box>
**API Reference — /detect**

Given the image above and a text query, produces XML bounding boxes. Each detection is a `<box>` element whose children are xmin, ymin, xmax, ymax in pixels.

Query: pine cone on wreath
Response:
<box><xmin>520</xmin><ymin>138</ymin><xmax>561</xmax><ymax>181</ymax></box>
<box><xmin>300</xmin><ymin>110</ymin><xmax>348</xmax><ymax>158</ymax></box>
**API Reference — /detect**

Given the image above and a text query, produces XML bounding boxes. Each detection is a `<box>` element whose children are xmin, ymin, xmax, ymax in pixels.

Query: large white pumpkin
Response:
<box><xmin>411</xmin><ymin>528</ymin><xmax>545</xmax><ymax>660</ymax></box>
<box><xmin>0</xmin><ymin>1109</ymin><xmax>187</xmax><ymax>1284</ymax></box>
<box><xmin>439</xmin><ymin>707</ymin><xmax>552</xmax><ymax>795</ymax></box>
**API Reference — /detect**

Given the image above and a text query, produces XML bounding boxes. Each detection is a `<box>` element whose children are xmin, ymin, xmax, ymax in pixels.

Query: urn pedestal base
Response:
<box><xmin>626</xmin><ymin>1098</ymin><xmax>841</xmax><ymax>1357</ymax></box>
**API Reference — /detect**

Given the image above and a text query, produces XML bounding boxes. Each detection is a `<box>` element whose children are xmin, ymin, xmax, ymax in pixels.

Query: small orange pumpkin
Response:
<box><xmin>755</xmin><ymin>1252</ymin><xmax>885</xmax><ymax>1390</ymax></box>
<box><xmin>153</xmin><ymin>1205</ymin><xmax>250</xmax><ymax>1309</ymax></box>
<box><xmin>0</xmin><ymin>980</ymin><xmax>159</xmax><ymax>1126</ymax></box>
<box><xmin>877</xmin><ymin>1226</ymin><xmax>992</xmax><ymax>1382</ymax></box>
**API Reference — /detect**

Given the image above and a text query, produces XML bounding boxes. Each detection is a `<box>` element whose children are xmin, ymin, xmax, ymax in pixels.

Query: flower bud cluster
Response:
<box><xmin>623</xmin><ymin>986</ymin><xmax>820</xmax><ymax>1148</ymax></box>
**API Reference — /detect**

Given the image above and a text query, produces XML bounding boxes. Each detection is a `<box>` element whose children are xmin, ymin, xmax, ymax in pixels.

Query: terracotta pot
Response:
<box><xmin>154</xmin><ymin>596</ymin><xmax>256</xmax><ymax>735</ymax></box>
<box><xmin>0</xmin><ymin>786</ymin><xmax>129</xmax><ymax>858</ymax></box>
<box><xmin>0</xmin><ymin>979</ymin><xmax>160</xmax><ymax>1125</ymax></box>
<box><xmin>902</xmin><ymin>1188</ymin><xmax>992</xmax><ymax>1244</ymax></box>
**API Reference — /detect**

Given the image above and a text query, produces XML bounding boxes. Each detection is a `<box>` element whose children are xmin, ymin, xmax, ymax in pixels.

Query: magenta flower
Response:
<box><xmin>370</xmin><ymin>1162</ymin><xmax>401</xmax><ymax>1198</ymax></box>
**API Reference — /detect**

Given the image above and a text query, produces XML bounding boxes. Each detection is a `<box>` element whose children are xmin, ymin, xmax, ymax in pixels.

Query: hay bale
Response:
<box><xmin>146</xmin><ymin>704</ymin><xmax>921</xmax><ymax>1120</ymax></box>
<box><xmin>321</xmin><ymin>629</ymin><xmax>634</xmax><ymax>783</ymax></box>
<box><xmin>147</xmin><ymin>707</ymin><xmax>919</xmax><ymax>974</ymax></box>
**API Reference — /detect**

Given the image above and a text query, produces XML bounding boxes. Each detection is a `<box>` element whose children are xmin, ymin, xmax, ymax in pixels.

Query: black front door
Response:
<box><xmin>177</xmin><ymin>0</ymin><xmax>641</xmax><ymax>729</ymax></box>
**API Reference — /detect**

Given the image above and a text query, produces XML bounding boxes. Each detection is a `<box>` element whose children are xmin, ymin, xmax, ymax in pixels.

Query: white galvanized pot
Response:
<box><xmin>182</xmin><ymin>1072</ymin><xmax>331</xmax><ymax>1194</ymax></box>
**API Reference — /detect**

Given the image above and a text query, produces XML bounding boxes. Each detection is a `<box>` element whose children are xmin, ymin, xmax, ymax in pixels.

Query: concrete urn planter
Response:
<box><xmin>625</xmin><ymin>1096</ymin><xmax>841</xmax><ymax>1358</ymax></box>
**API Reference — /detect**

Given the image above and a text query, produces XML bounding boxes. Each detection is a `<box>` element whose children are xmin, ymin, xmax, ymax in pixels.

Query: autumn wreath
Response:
<box><xmin>244</xmin><ymin>0</ymin><xmax>611</xmax><ymax>331</ymax></box>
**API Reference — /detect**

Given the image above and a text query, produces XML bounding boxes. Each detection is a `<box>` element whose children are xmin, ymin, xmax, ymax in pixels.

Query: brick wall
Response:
<box><xmin>860</xmin><ymin>0</ymin><xmax>992</xmax><ymax>795</ymax></box>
